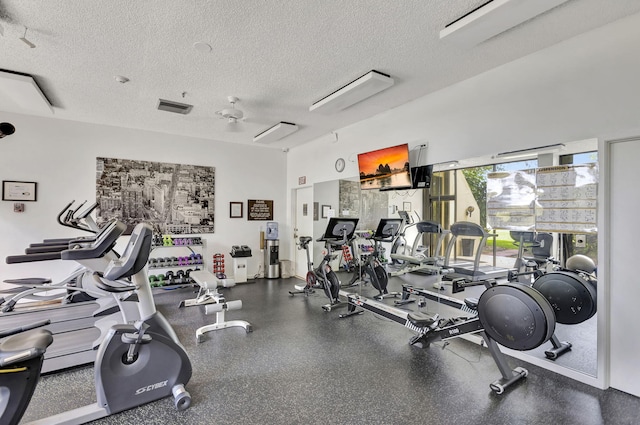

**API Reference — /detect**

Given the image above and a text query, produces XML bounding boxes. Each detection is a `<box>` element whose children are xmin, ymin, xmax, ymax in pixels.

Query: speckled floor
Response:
<box><xmin>19</xmin><ymin>273</ymin><xmax>640</xmax><ymax>425</ymax></box>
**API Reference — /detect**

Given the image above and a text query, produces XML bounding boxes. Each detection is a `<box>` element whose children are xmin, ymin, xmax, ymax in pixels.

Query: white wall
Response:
<box><xmin>607</xmin><ymin>138</ymin><xmax>640</xmax><ymax>396</ymax></box>
<box><xmin>0</xmin><ymin>112</ymin><xmax>287</xmax><ymax>280</ymax></box>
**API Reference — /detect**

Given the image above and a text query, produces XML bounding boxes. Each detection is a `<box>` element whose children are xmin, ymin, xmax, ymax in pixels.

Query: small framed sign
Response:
<box><xmin>230</xmin><ymin>202</ymin><xmax>243</xmax><ymax>218</ymax></box>
<box><xmin>2</xmin><ymin>181</ymin><xmax>37</xmax><ymax>201</ymax></box>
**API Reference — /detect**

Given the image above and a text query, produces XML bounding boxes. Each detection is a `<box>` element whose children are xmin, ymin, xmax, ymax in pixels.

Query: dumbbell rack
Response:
<box><xmin>147</xmin><ymin>234</ymin><xmax>206</xmax><ymax>287</ymax></box>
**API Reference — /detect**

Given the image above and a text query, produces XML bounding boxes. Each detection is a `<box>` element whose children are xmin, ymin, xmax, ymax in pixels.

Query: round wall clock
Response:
<box><xmin>335</xmin><ymin>157</ymin><xmax>346</xmax><ymax>173</ymax></box>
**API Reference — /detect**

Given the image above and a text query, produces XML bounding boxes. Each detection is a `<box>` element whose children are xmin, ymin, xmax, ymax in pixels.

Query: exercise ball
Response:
<box><xmin>566</xmin><ymin>254</ymin><xmax>596</xmax><ymax>274</ymax></box>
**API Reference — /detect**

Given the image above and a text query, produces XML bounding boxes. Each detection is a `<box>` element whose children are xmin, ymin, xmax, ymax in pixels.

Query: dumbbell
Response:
<box><xmin>194</xmin><ymin>253</ymin><xmax>203</xmax><ymax>264</ymax></box>
<box><xmin>165</xmin><ymin>271</ymin><xmax>175</xmax><ymax>285</ymax></box>
<box><xmin>185</xmin><ymin>269</ymin><xmax>193</xmax><ymax>283</ymax></box>
<box><xmin>148</xmin><ymin>258</ymin><xmax>158</xmax><ymax>268</ymax></box>
<box><xmin>176</xmin><ymin>270</ymin><xmax>185</xmax><ymax>284</ymax></box>
<box><xmin>162</xmin><ymin>235</ymin><xmax>173</xmax><ymax>246</ymax></box>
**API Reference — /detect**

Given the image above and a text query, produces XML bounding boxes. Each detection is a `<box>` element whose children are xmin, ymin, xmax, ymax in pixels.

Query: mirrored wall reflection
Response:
<box><xmin>312</xmin><ymin>178</ymin><xmax>424</xmax><ymax>262</ymax></box>
<box><xmin>310</xmin><ymin>139</ymin><xmax>598</xmax><ymax>380</ymax></box>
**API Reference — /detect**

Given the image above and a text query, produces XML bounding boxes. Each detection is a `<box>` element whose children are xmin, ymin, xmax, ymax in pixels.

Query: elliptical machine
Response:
<box><xmin>0</xmin><ymin>222</ymin><xmax>192</xmax><ymax>425</ymax></box>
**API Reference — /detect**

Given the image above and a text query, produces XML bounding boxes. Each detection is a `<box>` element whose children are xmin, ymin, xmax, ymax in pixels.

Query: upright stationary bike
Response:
<box><xmin>350</xmin><ymin>218</ymin><xmax>403</xmax><ymax>299</ymax></box>
<box><xmin>0</xmin><ymin>222</ymin><xmax>192</xmax><ymax>425</ymax></box>
<box><xmin>289</xmin><ymin>218</ymin><xmax>359</xmax><ymax>309</ymax></box>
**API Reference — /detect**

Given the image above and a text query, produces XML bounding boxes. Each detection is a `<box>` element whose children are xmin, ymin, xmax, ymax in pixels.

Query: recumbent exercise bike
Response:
<box><xmin>0</xmin><ymin>222</ymin><xmax>192</xmax><ymax>425</ymax></box>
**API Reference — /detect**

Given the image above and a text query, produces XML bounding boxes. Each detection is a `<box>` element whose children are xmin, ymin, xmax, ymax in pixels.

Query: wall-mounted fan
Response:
<box><xmin>215</xmin><ymin>96</ymin><xmax>245</xmax><ymax>132</ymax></box>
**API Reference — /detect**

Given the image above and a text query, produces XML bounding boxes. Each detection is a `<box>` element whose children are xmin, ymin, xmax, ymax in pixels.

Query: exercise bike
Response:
<box><xmin>507</xmin><ymin>231</ymin><xmax>557</xmax><ymax>284</ymax></box>
<box><xmin>289</xmin><ymin>218</ymin><xmax>359</xmax><ymax>310</ymax></box>
<box><xmin>0</xmin><ymin>319</ymin><xmax>53</xmax><ymax>425</ymax></box>
<box><xmin>1</xmin><ymin>216</ymin><xmax>143</xmax><ymax>373</ymax></box>
<box><xmin>389</xmin><ymin>210</ymin><xmax>414</xmax><ymax>265</ymax></box>
<box><xmin>1</xmin><ymin>222</ymin><xmax>192</xmax><ymax>425</ymax></box>
<box><xmin>349</xmin><ymin>218</ymin><xmax>403</xmax><ymax>300</ymax></box>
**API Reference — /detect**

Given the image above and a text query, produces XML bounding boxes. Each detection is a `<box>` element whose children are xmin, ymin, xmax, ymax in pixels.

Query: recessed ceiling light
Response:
<box><xmin>193</xmin><ymin>42</ymin><xmax>212</xmax><ymax>53</ymax></box>
<box><xmin>114</xmin><ymin>75</ymin><xmax>130</xmax><ymax>84</ymax></box>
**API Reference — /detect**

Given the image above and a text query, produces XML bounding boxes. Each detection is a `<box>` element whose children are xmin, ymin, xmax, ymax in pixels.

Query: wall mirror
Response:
<box><xmin>308</xmin><ymin>138</ymin><xmax>599</xmax><ymax>381</ymax></box>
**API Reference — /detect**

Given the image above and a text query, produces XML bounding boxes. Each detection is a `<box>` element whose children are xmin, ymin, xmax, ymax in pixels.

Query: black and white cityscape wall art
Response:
<box><xmin>96</xmin><ymin>157</ymin><xmax>215</xmax><ymax>234</ymax></box>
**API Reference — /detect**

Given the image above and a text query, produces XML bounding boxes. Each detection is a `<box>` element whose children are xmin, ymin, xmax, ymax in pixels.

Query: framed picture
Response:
<box><xmin>2</xmin><ymin>180</ymin><xmax>37</xmax><ymax>201</ymax></box>
<box><xmin>230</xmin><ymin>202</ymin><xmax>243</xmax><ymax>218</ymax></box>
<box><xmin>247</xmin><ymin>199</ymin><xmax>274</xmax><ymax>221</ymax></box>
<box><xmin>321</xmin><ymin>205</ymin><xmax>331</xmax><ymax>218</ymax></box>
<box><xmin>403</xmin><ymin>201</ymin><xmax>412</xmax><ymax>212</ymax></box>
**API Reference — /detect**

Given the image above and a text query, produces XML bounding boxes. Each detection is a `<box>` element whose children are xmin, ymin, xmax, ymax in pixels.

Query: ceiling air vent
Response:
<box><xmin>157</xmin><ymin>99</ymin><xmax>193</xmax><ymax>114</ymax></box>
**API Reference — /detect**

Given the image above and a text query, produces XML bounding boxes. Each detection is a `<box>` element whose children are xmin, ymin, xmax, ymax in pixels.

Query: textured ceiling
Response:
<box><xmin>1</xmin><ymin>0</ymin><xmax>640</xmax><ymax>150</ymax></box>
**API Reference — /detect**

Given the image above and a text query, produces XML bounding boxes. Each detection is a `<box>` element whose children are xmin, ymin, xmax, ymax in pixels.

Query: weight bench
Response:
<box><xmin>182</xmin><ymin>270</ymin><xmax>252</xmax><ymax>342</ymax></box>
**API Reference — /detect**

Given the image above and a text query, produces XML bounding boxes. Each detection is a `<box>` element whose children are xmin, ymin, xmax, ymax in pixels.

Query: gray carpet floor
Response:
<box><xmin>19</xmin><ymin>272</ymin><xmax>639</xmax><ymax>425</ymax></box>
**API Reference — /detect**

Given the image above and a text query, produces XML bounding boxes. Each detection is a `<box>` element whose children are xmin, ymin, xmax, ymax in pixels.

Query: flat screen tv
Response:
<box><xmin>357</xmin><ymin>143</ymin><xmax>412</xmax><ymax>191</ymax></box>
<box><xmin>410</xmin><ymin>164</ymin><xmax>433</xmax><ymax>189</ymax></box>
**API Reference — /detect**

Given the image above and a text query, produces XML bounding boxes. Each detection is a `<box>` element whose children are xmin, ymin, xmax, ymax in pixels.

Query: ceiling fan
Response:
<box><xmin>215</xmin><ymin>96</ymin><xmax>245</xmax><ymax>132</ymax></box>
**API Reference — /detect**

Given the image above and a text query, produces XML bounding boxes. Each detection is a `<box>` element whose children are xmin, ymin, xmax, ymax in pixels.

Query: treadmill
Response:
<box><xmin>443</xmin><ymin>221</ymin><xmax>511</xmax><ymax>285</ymax></box>
<box><xmin>1</xmin><ymin>219</ymin><xmax>138</xmax><ymax>373</ymax></box>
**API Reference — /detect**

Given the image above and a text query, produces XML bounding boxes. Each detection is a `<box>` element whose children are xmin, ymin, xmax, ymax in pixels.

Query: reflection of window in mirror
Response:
<box><xmin>424</xmin><ymin>146</ymin><xmax>598</xmax><ymax>378</ymax></box>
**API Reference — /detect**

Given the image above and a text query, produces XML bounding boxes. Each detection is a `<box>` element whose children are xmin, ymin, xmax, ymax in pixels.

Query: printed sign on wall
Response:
<box><xmin>248</xmin><ymin>199</ymin><xmax>274</xmax><ymax>221</ymax></box>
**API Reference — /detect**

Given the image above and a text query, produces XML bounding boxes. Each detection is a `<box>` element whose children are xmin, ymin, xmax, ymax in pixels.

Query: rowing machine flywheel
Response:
<box><xmin>532</xmin><ymin>271</ymin><xmax>596</xmax><ymax>325</ymax></box>
<box><xmin>478</xmin><ymin>284</ymin><xmax>555</xmax><ymax>351</ymax></box>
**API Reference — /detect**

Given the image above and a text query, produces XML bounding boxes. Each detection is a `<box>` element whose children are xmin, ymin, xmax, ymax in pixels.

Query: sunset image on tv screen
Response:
<box><xmin>357</xmin><ymin>144</ymin><xmax>411</xmax><ymax>190</ymax></box>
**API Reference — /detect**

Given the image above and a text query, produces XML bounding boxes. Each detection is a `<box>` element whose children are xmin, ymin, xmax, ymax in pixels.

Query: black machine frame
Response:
<box><xmin>338</xmin><ymin>280</ymin><xmax>557</xmax><ymax>394</ymax></box>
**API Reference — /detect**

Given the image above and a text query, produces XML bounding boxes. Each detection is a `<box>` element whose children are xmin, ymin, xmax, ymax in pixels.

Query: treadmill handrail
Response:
<box><xmin>60</xmin><ymin>220</ymin><xmax>125</xmax><ymax>261</ymax></box>
<box><xmin>6</xmin><ymin>219</ymin><xmax>125</xmax><ymax>264</ymax></box>
<box><xmin>6</xmin><ymin>251</ymin><xmax>62</xmax><ymax>264</ymax></box>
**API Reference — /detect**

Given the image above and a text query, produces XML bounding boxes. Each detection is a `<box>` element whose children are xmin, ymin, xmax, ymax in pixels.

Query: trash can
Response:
<box><xmin>461</xmin><ymin>239</ymin><xmax>475</xmax><ymax>257</ymax></box>
<box><xmin>280</xmin><ymin>260</ymin><xmax>292</xmax><ymax>279</ymax></box>
<box><xmin>265</xmin><ymin>239</ymin><xmax>280</xmax><ymax>279</ymax></box>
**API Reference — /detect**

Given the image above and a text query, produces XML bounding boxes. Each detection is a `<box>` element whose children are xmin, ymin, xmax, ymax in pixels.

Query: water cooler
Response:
<box><xmin>265</xmin><ymin>222</ymin><xmax>280</xmax><ymax>279</ymax></box>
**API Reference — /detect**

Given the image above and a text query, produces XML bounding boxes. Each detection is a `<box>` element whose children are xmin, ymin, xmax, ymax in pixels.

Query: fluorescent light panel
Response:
<box><xmin>435</xmin><ymin>160</ymin><xmax>459</xmax><ymax>169</ymax></box>
<box><xmin>310</xmin><ymin>70</ymin><xmax>394</xmax><ymax>113</ymax></box>
<box><xmin>440</xmin><ymin>0</ymin><xmax>570</xmax><ymax>48</ymax></box>
<box><xmin>494</xmin><ymin>143</ymin><xmax>565</xmax><ymax>160</ymax></box>
<box><xmin>254</xmin><ymin>122</ymin><xmax>299</xmax><ymax>143</ymax></box>
<box><xmin>0</xmin><ymin>70</ymin><xmax>53</xmax><ymax>114</ymax></box>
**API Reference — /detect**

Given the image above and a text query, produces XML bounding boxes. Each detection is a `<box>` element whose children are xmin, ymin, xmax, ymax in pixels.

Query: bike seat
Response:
<box><xmin>299</xmin><ymin>236</ymin><xmax>312</xmax><ymax>246</ymax></box>
<box><xmin>464</xmin><ymin>297</ymin><xmax>479</xmax><ymax>310</ymax></box>
<box><xmin>0</xmin><ymin>328</ymin><xmax>53</xmax><ymax>367</ymax></box>
<box><xmin>407</xmin><ymin>311</ymin><xmax>437</xmax><ymax>328</ymax></box>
